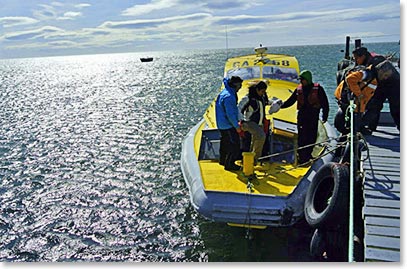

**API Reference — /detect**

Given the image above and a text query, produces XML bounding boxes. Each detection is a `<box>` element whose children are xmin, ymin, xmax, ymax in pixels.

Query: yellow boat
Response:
<box><xmin>181</xmin><ymin>46</ymin><xmax>338</xmax><ymax>229</ymax></box>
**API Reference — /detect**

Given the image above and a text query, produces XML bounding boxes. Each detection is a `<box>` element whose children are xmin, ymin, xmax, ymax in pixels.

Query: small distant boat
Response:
<box><xmin>140</xmin><ymin>57</ymin><xmax>153</xmax><ymax>62</ymax></box>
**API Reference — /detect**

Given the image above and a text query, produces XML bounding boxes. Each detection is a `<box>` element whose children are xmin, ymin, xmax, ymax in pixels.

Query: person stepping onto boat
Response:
<box><xmin>351</xmin><ymin>47</ymin><xmax>400</xmax><ymax>134</ymax></box>
<box><xmin>215</xmin><ymin>76</ymin><xmax>244</xmax><ymax>171</ymax></box>
<box><xmin>272</xmin><ymin>70</ymin><xmax>329</xmax><ymax>165</ymax></box>
<box><xmin>334</xmin><ymin>60</ymin><xmax>397</xmax><ymax>136</ymax></box>
<box><xmin>238</xmin><ymin>81</ymin><xmax>269</xmax><ymax>165</ymax></box>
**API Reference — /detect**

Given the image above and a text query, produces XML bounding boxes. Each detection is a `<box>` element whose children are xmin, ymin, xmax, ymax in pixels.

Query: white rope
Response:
<box><xmin>348</xmin><ymin>100</ymin><xmax>356</xmax><ymax>262</ymax></box>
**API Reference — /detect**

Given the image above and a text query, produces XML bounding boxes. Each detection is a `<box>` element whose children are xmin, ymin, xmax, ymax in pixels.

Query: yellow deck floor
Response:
<box><xmin>199</xmin><ymin>160</ymin><xmax>309</xmax><ymax>196</ymax></box>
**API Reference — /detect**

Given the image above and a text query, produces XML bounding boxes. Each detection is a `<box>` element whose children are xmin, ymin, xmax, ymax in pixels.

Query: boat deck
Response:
<box><xmin>199</xmin><ymin>160</ymin><xmax>309</xmax><ymax>195</ymax></box>
<box><xmin>361</xmin><ymin>112</ymin><xmax>400</xmax><ymax>262</ymax></box>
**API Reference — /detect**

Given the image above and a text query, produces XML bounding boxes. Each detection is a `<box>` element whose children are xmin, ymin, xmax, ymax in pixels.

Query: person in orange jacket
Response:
<box><xmin>334</xmin><ymin>60</ymin><xmax>395</xmax><ymax>135</ymax></box>
<box><xmin>351</xmin><ymin>47</ymin><xmax>399</xmax><ymax>134</ymax></box>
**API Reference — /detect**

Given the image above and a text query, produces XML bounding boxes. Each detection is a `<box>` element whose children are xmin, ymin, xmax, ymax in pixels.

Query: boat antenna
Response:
<box><xmin>225</xmin><ymin>25</ymin><xmax>229</xmax><ymax>60</ymax></box>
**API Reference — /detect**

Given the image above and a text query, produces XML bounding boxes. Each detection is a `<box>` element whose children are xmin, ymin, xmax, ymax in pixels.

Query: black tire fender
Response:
<box><xmin>310</xmin><ymin>229</ymin><xmax>327</xmax><ymax>260</ymax></box>
<box><xmin>304</xmin><ymin>162</ymin><xmax>350</xmax><ymax>229</ymax></box>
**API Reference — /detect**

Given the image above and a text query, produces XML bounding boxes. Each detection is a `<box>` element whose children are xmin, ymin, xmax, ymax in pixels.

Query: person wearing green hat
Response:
<box><xmin>272</xmin><ymin>70</ymin><xmax>329</xmax><ymax>165</ymax></box>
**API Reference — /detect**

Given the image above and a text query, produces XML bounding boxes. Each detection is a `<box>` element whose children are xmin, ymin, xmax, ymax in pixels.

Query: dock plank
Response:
<box><xmin>365</xmin><ymin>248</ymin><xmax>400</xmax><ymax>262</ymax></box>
<box><xmin>365</xmin><ymin>225</ymin><xmax>400</xmax><ymax>237</ymax></box>
<box><xmin>364</xmin><ymin>198</ymin><xmax>400</xmax><ymax>209</ymax></box>
<box><xmin>365</xmin><ymin>216</ymin><xmax>400</xmax><ymax>227</ymax></box>
<box><xmin>364</xmin><ymin>189</ymin><xmax>400</xmax><ymax>200</ymax></box>
<box><xmin>365</xmin><ymin>234</ymin><xmax>400</xmax><ymax>250</ymax></box>
<box><xmin>361</xmin><ymin>114</ymin><xmax>400</xmax><ymax>262</ymax></box>
<box><xmin>363</xmin><ymin>181</ymin><xmax>400</xmax><ymax>192</ymax></box>
<box><xmin>363</xmin><ymin>206</ymin><xmax>400</xmax><ymax>218</ymax></box>
<box><xmin>364</xmin><ymin>170</ymin><xmax>400</xmax><ymax>177</ymax></box>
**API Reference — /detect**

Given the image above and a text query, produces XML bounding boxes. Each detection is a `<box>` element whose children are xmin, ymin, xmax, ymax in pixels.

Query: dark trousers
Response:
<box><xmin>297</xmin><ymin>116</ymin><xmax>318</xmax><ymax>164</ymax></box>
<box><xmin>362</xmin><ymin>94</ymin><xmax>400</xmax><ymax>131</ymax></box>
<box><xmin>334</xmin><ymin>106</ymin><xmax>364</xmax><ymax>135</ymax></box>
<box><xmin>219</xmin><ymin>128</ymin><xmax>241</xmax><ymax>169</ymax></box>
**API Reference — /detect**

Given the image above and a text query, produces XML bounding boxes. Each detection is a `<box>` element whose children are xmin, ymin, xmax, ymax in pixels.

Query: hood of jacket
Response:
<box><xmin>299</xmin><ymin>70</ymin><xmax>312</xmax><ymax>85</ymax></box>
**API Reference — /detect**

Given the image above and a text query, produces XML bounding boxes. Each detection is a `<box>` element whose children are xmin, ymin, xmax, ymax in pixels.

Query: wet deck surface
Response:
<box><xmin>361</xmin><ymin>113</ymin><xmax>400</xmax><ymax>262</ymax></box>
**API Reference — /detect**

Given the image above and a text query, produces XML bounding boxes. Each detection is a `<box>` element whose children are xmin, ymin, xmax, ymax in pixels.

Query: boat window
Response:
<box><xmin>226</xmin><ymin>67</ymin><xmax>261</xmax><ymax>80</ymax></box>
<box><xmin>263</xmin><ymin>66</ymin><xmax>298</xmax><ymax>83</ymax></box>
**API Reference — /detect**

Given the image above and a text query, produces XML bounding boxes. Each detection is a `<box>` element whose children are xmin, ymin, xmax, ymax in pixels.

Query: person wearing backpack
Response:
<box><xmin>334</xmin><ymin>60</ymin><xmax>396</xmax><ymax>135</ymax></box>
<box><xmin>350</xmin><ymin>47</ymin><xmax>399</xmax><ymax>134</ymax></box>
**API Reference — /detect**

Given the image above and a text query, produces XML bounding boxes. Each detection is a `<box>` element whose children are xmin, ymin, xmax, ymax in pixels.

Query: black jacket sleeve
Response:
<box><xmin>281</xmin><ymin>89</ymin><xmax>297</xmax><ymax>109</ymax></box>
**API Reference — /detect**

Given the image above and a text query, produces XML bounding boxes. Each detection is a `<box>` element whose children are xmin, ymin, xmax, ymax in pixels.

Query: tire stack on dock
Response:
<box><xmin>304</xmin><ymin>162</ymin><xmax>364</xmax><ymax>262</ymax></box>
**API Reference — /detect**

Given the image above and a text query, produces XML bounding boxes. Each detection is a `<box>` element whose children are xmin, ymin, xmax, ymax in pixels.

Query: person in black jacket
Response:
<box><xmin>351</xmin><ymin>47</ymin><xmax>400</xmax><ymax>133</ymax></box>
<box><xmin>362</xmin><ymin>63</ymin><xmax>400</xmax><ymax>133</ymax></box>
<box><xmin>352</xmin><ymin>47</ymin><xmax>386</xmax><ymax>67</ymax></box>
<box><xmin>275</xmin><ymin>70</ymin><xmax>329</xmax><ymax>165</ymax></box>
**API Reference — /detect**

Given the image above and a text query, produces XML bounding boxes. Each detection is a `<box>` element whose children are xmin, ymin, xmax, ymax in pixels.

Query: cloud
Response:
<box><xmin>214</xmin><ymin>15</ymin><xmax>270</xmax><ymax>26</ymax></box>
<box><xmin>101</xmin><ymin>13</ymin><xmax>212</xmax><ymax>29</ymax></box>
<box><xmin>201</xmin><ymin>0</ymin><xmax>262</xmax><ymax>10</ymax></box>
<box><xmin>313</xmin><ymin>4</ymin><xmax>400</xmax><ymax>23</ymax></box>
<box><xmin>33</xmin><ymin>4</ymin><xmax>58</xmax><ymax>20</ymax></box>
<box><xmin>75</xmin><ymin>3</ymin><xmax>91</xmax><ymax>9</ymax></box>
<box><xmin>58</xmin><ymin>11</ymin><xmax>82</xmax><ymax>20</ymax></box>
<box><xmin>0</xmin><ymin>0</ymin><xmax>399</xmax><ymax>58</ymax></box>
<box><xmin>122</xmin><ymin>0</ymin><xmax>180</xmax><ymax>16</ymax></box>
<box><xmin>32</xmin><ymin>3</ymin><xmax>89</xmax><ymax>21</ymax></box>
<box><xmin>2</xmin><ymin>26</ymin><xmax>63</xmax><ymax>41</ymax></box>
<box><xmin>0</xmin><ymin>16</ymin><xmax>39</xmax><ymax>28</ymax></box>
<box><xmin>50</xmin><ymin>2</ymin><xmax>64</xmax><ymax>7</ymax></box>
<box><xmin>121</xmin><ymin>0</ymin><xmax>263</xmax><ymax>17</ymax></box>
<box><xmin>48</xmin><ymin>40</ymin><xmax>78</xmax><ymax>47</ymax></box>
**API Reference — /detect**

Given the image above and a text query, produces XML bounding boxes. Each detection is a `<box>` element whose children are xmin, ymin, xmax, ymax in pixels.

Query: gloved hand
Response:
<box><xmin>237</xmin><ymin>121</ymin><xmax>245</xmax><ymax>138</ymax></box>
<box><xmin>269</xmin><ymin>99</ymin><xmax>283</xmax><ymax>114</ymax></box>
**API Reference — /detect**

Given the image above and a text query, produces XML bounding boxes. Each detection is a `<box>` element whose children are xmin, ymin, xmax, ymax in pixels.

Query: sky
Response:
<box><xmin>0</xmin><ymin>0</ymin><xmax>401</xmax><ymax>59</ymax></box>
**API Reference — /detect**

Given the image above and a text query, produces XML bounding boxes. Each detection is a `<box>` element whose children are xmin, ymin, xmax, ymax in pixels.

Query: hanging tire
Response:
<box><xmin>304</xmin><ymin>162</ymin><xmax>350</xmax><ymax>229</ymax></box>
<box><xmin>310</xmin><ymin>229</ymin><xmax>327</xmax><ymax>260</ymax></box>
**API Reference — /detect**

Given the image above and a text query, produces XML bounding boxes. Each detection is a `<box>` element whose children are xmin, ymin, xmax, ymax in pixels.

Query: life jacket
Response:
<box><xmin>335</xmin><ymin>67</ymin><xmax>378</xmax><ymax>112</ymax></box>
<box><xmin>335</xmin><ymin>65</ymin><xmax>367</xmax><ymax>103</ymax></box>
<box><xmin>297</xmin><ymin>83</ymin><xmax>321</xmax><ymax>109</ymax></box>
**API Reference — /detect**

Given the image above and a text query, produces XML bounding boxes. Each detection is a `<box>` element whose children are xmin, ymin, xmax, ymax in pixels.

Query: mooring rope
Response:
<box><xmin>243</xmin><ymin>176</ymin><xmax>255</xmax><ymax>236</ymax></box>
<box><xmin>348</xmin><ymin>100</ymin><xmax>356</xmax><ymax>262</ymax></box>
<box><xmin>257</xmin><ymin>134</ymin><xmax>348</xmax><ymax>161</ymax></box>
<box><xmin>268</xmin><ymin>140</ymin><xmax>349</xmax><ymax>174</ymax></box>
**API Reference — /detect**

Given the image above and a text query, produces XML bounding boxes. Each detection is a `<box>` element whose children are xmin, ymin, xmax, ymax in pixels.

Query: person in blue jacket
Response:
<box><xmin>215</xmin><ymin>76</ymin><xmax>244</xmax><ymax>171</ymax></box>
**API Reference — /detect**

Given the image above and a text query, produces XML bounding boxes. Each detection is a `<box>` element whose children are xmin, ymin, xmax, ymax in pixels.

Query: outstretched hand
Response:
<box><xmin>269</xmin><ymin>99</ymin><xmax>283</xmax><ymax>114</ymax></box>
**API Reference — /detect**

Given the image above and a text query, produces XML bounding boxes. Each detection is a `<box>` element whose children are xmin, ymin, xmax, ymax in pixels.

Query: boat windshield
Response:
<box><xmin>226</xmin><ymin>66</ymin><xmax>298</xmax><ymax>83</ymax></box>
<box><xmin>262</xmin><ymin>66</ymin><xmax>298</xmax><ymax>83</ymax></box>
<box><xmin>226</xmin><ymin>67</ymin><xmax>261</xmax><ymax>80</ymax></box>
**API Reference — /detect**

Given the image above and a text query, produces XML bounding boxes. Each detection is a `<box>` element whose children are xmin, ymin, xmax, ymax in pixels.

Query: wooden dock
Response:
<box><xmin>361</xmin><ymin>112</ymin><xmax>400</xmax><ymax>262</ymax></box>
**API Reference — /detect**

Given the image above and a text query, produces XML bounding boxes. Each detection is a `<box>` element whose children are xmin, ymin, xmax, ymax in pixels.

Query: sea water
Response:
<box><xmin>0</xmin><ymin>42</ymin><xmax>399</xmax><ymax>262</ymax></box>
